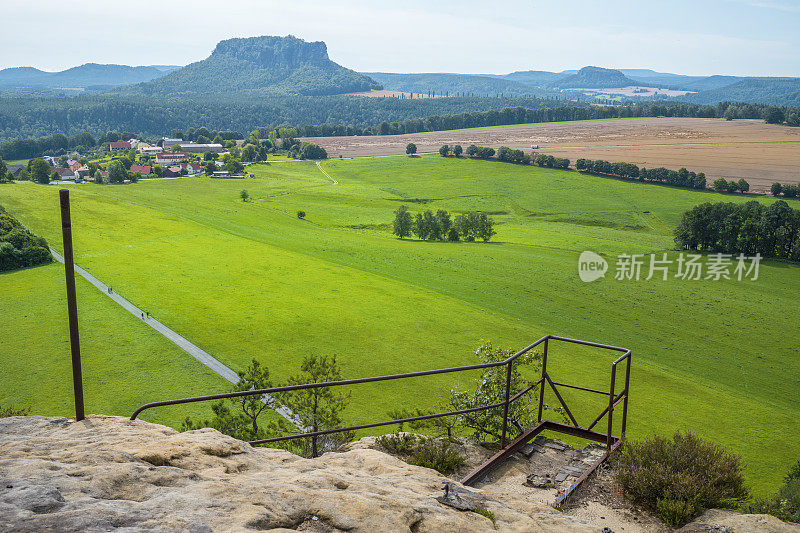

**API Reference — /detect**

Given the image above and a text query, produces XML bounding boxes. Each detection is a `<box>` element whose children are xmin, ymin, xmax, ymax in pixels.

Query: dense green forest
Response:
<box><xmin>0</xmin><ymin>95</ymin><xmax>573</xmax><ymax>150</ymax></box>
<box><xmin>2</xmin><ymin>98</ymin><xmax>797</xmax><ymax>160</ymax></box>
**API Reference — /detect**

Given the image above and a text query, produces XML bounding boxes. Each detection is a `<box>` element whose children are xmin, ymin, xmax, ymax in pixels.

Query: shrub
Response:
<box><xmin>0</xmin><ymin>404</ymin><xmax>30</xmax><ymax>417</ymax></box>
<box><xmin>787</xmin><ymin>460</ymin><xmax>800</xmax><ymax>483</ymax></box>
<box><xmin>615</xmin><ymin>432</ymin><xmax>748</xmax><ymax>526</ymax></box>
<box><xmin>473</xmin><ymin>506</ymin><xmax>495</xmax><ymax>523</ymax></box>
<box><xmin>297</xmin><ymin>210</ymin><xmax>306</xmax><ymax>219</ymax></box>
<box><xmin>408</xmin><ymin>439</ymin><xmax>465</xmax><ymax>475</ymax></box>
<box><xmin>378</xmin><ymin>433</ymin><xmax>465</xmax><ymax>475</ymax></box>
<box><xmin>747</xmin><ymin>461</ymin><xmax>800</xmax><ymax>523</ymax></box>
<box><xmin>378</xmin><ymin>432</ymin><xmax>420</xmax><ymax>455</ymax></box>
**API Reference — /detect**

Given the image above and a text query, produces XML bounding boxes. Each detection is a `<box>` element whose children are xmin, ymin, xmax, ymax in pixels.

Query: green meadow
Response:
<box><xmin>1</xmin><ymin>155</ymin><xmax>798</xmax><ymax>494</ymax></box>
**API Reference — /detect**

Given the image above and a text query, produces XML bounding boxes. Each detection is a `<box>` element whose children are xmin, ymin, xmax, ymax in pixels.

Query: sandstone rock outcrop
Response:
<box><xmin>0</xmin><ymin>416</ymin><xmax>797</xmax><ymax>532</ymax></box>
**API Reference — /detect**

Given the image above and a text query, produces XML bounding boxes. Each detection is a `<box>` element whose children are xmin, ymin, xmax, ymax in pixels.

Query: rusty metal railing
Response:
<box><xmin>131</xmin><ymin>335</ymin><xmax>630</xmax><ymax>458</ymax></box>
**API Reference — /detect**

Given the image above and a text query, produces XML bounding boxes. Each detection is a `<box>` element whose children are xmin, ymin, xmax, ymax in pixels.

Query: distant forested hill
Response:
<box><xmin>685</xmin><ymin>78</ymin><xmax>800</xmax><ymax>106</ymax></box>
<box><xmin>551</xmin><ymin>66</ymin><xmax>637</xmax><ymax>88</ymax></box>
<box><xmin>126</xmin><ymin>35</ymin><xmax>380</xmax><ymax>96</ymax></box>
<box><xmin>362</xmin><ymin>72</ymin><xmax>553</xmax><ymax>97</ymax></box>
<box><xmin>0</xmin><ymin>64</ymin><xmax>177</xmax><ymax>90</ymax></box>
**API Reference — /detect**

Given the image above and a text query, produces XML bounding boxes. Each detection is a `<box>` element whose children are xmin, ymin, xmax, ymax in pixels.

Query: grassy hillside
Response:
<box><xmin>1</xmin><ymin>157</ymin><xmax>797</xmax><ymax>495</ymax></box>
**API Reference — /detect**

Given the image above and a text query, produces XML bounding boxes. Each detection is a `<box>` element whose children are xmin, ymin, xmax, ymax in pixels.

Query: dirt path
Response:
<box><xmin>316</xmin><ymin>160</ymin><xmax>337</xmax><ymax>184</ymax></box>
<box><xmin>49</xmin><ymin>248</ymin><xmax>303</xmax><ymax>429</ymax></box>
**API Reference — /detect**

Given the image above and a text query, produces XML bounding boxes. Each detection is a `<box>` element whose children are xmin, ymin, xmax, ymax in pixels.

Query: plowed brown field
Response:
<box><xmin>302</xmin><ymin>118</ymin><xmax>800</xmax><ymax>192</ymax></box>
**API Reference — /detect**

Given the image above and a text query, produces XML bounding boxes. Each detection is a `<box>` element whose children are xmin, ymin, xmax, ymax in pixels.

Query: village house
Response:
<box><xmin>130</xmin><ymin>164</ymin><xmax>153</xmax><ymax>177</ymax></box>
<box><xmin>162</xmin><ymin>137</ymin><xmax>183</xmax><ymax>148</ymax></box>
<box><xmin>140</xmin><ymin>146</ymin><xmax>163</xmax><ymax>156</ymax></box>
<box><xmin>51</xmin><ymin>167</ymin><xmax>76</xmax><ymax>180</ymax></box>
<box><xmin>68</xmin><ymin>161</ymin><xmax>82</xmax><ymax>172</ymax></box>
<box><xmin>110</xmin><ymin>141</ymin><xmax>132</xmax><ymax>151</ymax></box>
<box><xmin>75</xmin><ymin>166</ymin><xmax>91</xmax><ymax>179</ymax></box>
<box><xmin>177</xmin><ymin>143</ymin><xmax>225</xmax><ymax>154</ymax></box>
<box><xmin>155</xmin><ymin>152</ymin><xmax>189</xmax><ymax>165</ymax></box>
<box><xmin>181</xmin><ymin>162</ymin><xmax>201</xmax><ymax>175</ymax></box>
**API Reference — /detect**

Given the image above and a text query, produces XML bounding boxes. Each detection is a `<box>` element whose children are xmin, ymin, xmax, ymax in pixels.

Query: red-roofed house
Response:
<box><xmin>163</xmin><ymin>166</ymin><xmax>182</xmax><ymax>177</ymax></box>
<box><xmin>130</xmin><ymin>165</ymin><xmax>152</xmax><ymax>177</ymax></box>
<box><xmin>155</xmin><ymin>152</ymin><xmax>189</xmax><ymax>164</ymax></box>
<box><xmin>110</xmin><ymin>141</ymin><xmax>132</xmax><ymax>150</ymax></box>
<box><xmin>180</xmin><ymin>162</ymin><xmax>201</xmax><ymax>175</ymax></box>
<box><xmin>69</xmin><ymin>161</ymin><xmax>82</xmax><ymax>172</ymax></box>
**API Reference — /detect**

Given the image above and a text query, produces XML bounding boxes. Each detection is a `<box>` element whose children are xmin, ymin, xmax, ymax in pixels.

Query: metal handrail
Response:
<box><xmin>130</xmin><ymin>334</ymin><xmax>630</xmax><ymax>455</ymax></box>
<box><xmin>130</xmin><ymin>336</ymin><xmax>548</xmax><ymax>420</ymax></box>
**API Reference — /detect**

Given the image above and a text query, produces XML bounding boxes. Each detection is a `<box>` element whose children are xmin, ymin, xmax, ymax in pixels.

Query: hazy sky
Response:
<box><xmin>1</xmin><ymin>0</ymin><xmax>798</xmax><ymax>76</ymax></box>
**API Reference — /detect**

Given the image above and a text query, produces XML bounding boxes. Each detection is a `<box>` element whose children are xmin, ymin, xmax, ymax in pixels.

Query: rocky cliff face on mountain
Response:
<box><xmin>0</xmin><ymin>416</ymin><xmax>797</xmax><ymax>532</ymax></box>
<box><xmin>128</xmin><ymin>35</ymin><xmax>381</xmax><ymax>97</ymax></box>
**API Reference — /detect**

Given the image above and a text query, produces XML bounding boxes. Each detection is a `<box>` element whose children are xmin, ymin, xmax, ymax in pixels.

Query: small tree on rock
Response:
<box><xmin>275</xmin><ymin>355</ymin><xmax>353</xmax><ymax>458</ymax></box>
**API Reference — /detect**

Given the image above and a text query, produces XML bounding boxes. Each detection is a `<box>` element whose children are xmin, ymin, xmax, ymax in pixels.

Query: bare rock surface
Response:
<box><xmin>0</xmin><ymin>416</ymin><xmax>797</xmax><ymax>532</ymax></box>
<box><xmin>0</xmin><ymin>416</ymin><xmax>596</xmax><ymax>532</ymax></box>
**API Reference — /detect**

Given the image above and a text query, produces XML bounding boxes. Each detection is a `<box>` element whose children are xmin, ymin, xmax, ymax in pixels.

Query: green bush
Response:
<box><xmin>377</xmin><ymin>433</ymin><xmax>465</xmax><ymax>475</ymax></box>
<box><xmin>408</xmin><ymin>439</ymin><xmax>465</xmax><ymax>475</ymax></box>
<box><xmin>473</xmin><ymin>506</ymin><xmax>495</xmax><ymax>523</ymax></box>
<box><xmin>747</xmin><ymin>462</ymin><xmax>800</xmax><ymax>523</ymax></box>
<box><xmin>377</xmin><ymin>432</ymin><xmax>420</xmax><ymax>455</ymax></box>
<box><xmin>615</xmin><ymin>432</ymin><xmax>748</xmax><ymax>526</ymax></box>
<box><xmin>0</xmin><ymin>206</ymin><xmax>52</xmax><ymax>272</ymax></box>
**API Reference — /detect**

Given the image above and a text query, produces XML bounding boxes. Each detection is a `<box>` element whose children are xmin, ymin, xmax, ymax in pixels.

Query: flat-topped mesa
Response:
<box><xmin>127</xmin><ymin>35</ymin><xmax>381</xmax><ymax>96</ymax></box>
<box><xmin>211</xmin><ymin>35</ymin><xmax>330</xmax><ymax>68</ymax></box>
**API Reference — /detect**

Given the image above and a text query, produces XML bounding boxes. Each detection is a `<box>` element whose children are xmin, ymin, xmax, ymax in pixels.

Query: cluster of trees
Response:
<box><xmin>577</xmin><ymin>158</ymin><xmax>709</xmax><ymax>190</ymax></box>
<box><xmin>712</xmin><ymin>177</ymin><xmax>750</xmax><ymax>193</ymax></box>
<box><xmin>0</xmin><ymin>206</ymin><xmax>52</xmax><ymax>271</ymax></box>
<box><xmin>497</xmin><ymin>146</ymin><xmax>530</xmax><ymax>164</ymax></box>
<box><xmin>438</xmin><ymin>144</ymin><xmax>463</xmax><ymax>157</ymax></box>
<box><xmin>392</xmin><ymin>205</ymin><xmax>496</xmax><ymax>242</ymax></box>
<box><xmin>535</xmin><ymin>154</ymin><xmax>570</xmax><ymax>169</ymax></box>
<box><xmin>674</xmin><ymin>200</ymin><xmax>800</xmax><ymax>260</ymax></box>
<box><xmin>465</xmin><ymin>145</ymin><xmax>495</xmax><ymax>159</ymax></box>
<box><xmin>771</xmin><ymin>182</ymin><xmax>800</xmax><ymax>199</ymax></box>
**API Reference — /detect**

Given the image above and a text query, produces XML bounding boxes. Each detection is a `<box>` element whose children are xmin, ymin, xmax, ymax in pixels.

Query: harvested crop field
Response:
<box><xmin>303</xmin><ymin>118</ymin><xmax>800</xmax><ymax>192</ymax></box>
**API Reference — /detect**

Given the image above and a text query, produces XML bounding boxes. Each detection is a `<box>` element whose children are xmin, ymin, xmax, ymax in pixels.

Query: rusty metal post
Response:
<box><xmin>537</xmin><ymin>337</ymin><xmax>548</xmax><ymax>422</ymax></box>
<box><xmin>606</xmin><ymin>362</ymin><xmax>617</xmax><ymax>452</ymax></box>
<box><xmin>60</xmin><ymin>190</ymin><xmax>84</xmax><ymax>421</ymax></box>
<box><xmin>621</xmin><ymin>352</ymin><xmax>631</xmax><ymax>438</ymax></box>
<box><xmin>500</xmin><ymin>360</ymin><xmax>513</xmax><ymax>448</ymax></box>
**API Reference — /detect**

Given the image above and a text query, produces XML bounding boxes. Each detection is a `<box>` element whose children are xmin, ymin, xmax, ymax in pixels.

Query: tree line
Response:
<box><xmin>576</xmin><ymin>158</ymin><xmax>710</xmax><ymax>190</ymax></box>
<box><xmin>0</xmin><ymin>205</ymin><xmax>52</xmax><ymax>271</ymax></box>
<box><xmin>393</xmin><ymin>205</ymin><xmax>496</xmax><ymax>242</ymax></box>
<box><xmin>675</xmin><ymin>200</ymin><xmax>800</xmax><ymax>260</ymax></box>
<box><xmin>771</xmin><ymin>182</ymin><xmax>800</xmax><ymax>199</ymax></box>
<box><xmin>3</xmin><ymin>96</ymin><xmax>797</xmax><ymax>160</ymax></box>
